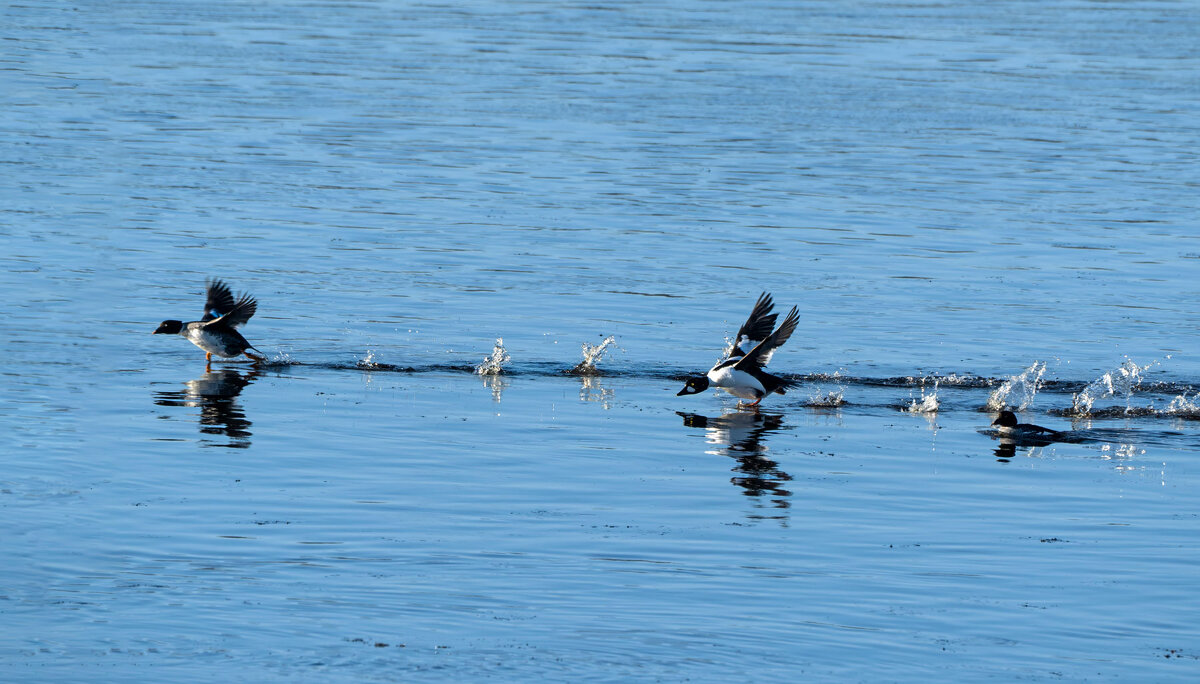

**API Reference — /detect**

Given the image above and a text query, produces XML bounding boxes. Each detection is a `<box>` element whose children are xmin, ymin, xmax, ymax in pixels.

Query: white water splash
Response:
<box><xmin>1069</xmin><ymin>357</ymin><xmax>1152</xmax><ymax>416</ymax></box>
<box><xmin>807</xmin><ymin>370</ymin><xmax>846</xmax><ymax>407</ymax></box>
<box><xmin>475</xmin><ymin>338</ymin><xmax>511</xmax><ymax>376</ymax></box>
<box><xmin>987</xmin><ymin>361</ymin><xmax>1046</xmax><ymax>411</ymax></box>
<box><xmin>808</xmin><ymin>390</ymin><xmax>845</xmax><ymax>408</ymax></box>
<box><xmin>905</xmin><ymin>377</ymin><xmax>940</xmax><ymax>414</ymax></box>
<box><xmin>1165</xmin><ymin>391</ymin><xmax>1200</xmax><ymax>419</ymax></box>
<box><xmin>571</xmin><ymin>335</ymin><xmax>618</xmax><ymax>375</ymax></box>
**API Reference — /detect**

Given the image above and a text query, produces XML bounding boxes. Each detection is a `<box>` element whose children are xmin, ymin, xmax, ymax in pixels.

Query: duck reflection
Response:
<box><xmin>677</xmin><ymin>409</ymin><xmax>792</xmax><ymax>511</ymax></box>
<box><xmin>154</xmin><ymin>368</ymin><xmax>257</xmax><ymax>448</ymax></box>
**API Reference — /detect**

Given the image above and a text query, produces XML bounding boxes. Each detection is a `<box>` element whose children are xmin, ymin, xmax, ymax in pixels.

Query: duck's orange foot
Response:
<box><xmin>245</xmin><ymin>351</ymin><xmax>267</xmax><ymax>365</ymax></box>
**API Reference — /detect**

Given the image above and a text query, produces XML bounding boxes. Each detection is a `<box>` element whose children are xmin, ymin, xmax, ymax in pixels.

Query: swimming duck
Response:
<box><xmin>153</xmin><ymin>278</ymin><xmax>265</xmax><ymax>368</ymax></box>
<box><xmin>677</xmin><ymin>292</ymin><xmax>800</xmax><ymax>407</ymax></box>
<box><xmin>991</xmin><ymin>410</ymin><xmax>1063</xmax><ymax>443</ymax></box>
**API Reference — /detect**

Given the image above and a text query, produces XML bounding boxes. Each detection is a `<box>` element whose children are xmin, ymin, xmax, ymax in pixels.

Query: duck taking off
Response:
<box><xmin>153</xmin><ymin>278</ymin><xmax>266</xmax><ymax>368</ymax></box>
<box><xmin>677</xmin><ymin>292</ymin><xmax>800</xmax><ymax>407</ymax></box>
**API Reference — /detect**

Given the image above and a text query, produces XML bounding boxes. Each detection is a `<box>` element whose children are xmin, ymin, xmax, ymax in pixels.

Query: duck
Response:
<box><xmin>990</xmin><ymin>410</ymin><xmax>1064</xmax><ymax>443</ymax></box>
<box><xmin>677</xmin><ymin>292</ymin><xmax>800</xmax><ymax>407</ymax></box>
<box><xmin>153</xmin><ymin>278</ymin><xmax>266</xmax><ymax>368</ymax></box>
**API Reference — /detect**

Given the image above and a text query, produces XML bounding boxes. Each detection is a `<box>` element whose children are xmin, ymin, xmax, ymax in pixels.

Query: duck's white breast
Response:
<box><xmin>708</xmin><ymin>365</ymin><xmax>765</xmax><ymax>400</ymax></box>
<box><xmin>186</xmin><ymin>326</ymin><xmax>238</xmax><ymax>357</ymax></box>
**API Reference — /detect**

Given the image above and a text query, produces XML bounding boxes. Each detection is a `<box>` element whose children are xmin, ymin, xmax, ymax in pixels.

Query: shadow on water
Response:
<box><xmin>677</xmin><ymin>409</ymin><xmax>793</xmax><ymax>517</ymax></box>
<box><xmin>154</xmin><ymin>368</ymin><xmax>258</xmax><ymax>448</ymax></box>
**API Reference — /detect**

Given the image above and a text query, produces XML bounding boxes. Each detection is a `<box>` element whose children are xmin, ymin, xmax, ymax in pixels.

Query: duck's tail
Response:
<box><xmin>770</xmin><ymin>374</ymin><xmax>801</xmax><ymax>396</ymax></box>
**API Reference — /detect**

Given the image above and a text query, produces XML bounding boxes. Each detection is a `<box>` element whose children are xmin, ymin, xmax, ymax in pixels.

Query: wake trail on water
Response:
<box><xmin>224</xmin><ymin>346</ymin><xmax>1199</xmax><ymax>421</ymax></box>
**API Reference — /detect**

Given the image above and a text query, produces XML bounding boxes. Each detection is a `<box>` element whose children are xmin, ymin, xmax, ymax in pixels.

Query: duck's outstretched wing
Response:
<box><xmin>725</xmin><ymin>292</ymin><xmax>778</xmax><ymax>359</ymax></box>
<box><xmin>206</xmin><ymin>290</ymin><xmax>257</xmax><ymax>329</ymax></box>
<box><xmin>202</xmin><ymin>278</ymin><xmax>238</xmax><ymax>322</ymax></box>
<box><xmin>735</xmin><ymin>306</ymin><xmax>799</xmax><ymax>370</ymax></box>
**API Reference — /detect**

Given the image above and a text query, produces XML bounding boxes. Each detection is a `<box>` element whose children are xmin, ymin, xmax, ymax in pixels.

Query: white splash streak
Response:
<box><xmin>808</xmin><ymin>370</ymin><xmax>846</xmax><ymax>407</ymax></box>
<box><xmin>571</xmin><ymin>335</ymin><xmax>618</xmax><ymax>375</ymax></box>
<box><xmin>905</xmin><ymin>377</ymin><xmax>940</xmax><ymax>414</ymax></box>
<box><xmin>1069</xmin><ymin>357</ymin><xmax>1152</xmax><ymax>416</ymax></box>
<box><xmin>987</xmin><ymin>361</ymin><xmax>1046</xmax><ymax>411</ymax></box>
<box><xmin>1165</xmin><ymin>391</ymin><xmax>1200</xmax><ymax>419</ymax></box>
<box><xmin>475</xmin><ymin>338</ymin><xmax>511</xmax><ymax>376</ymax></box>
<box><xmin>808</xmin><ymin>390</ymin><xmax>845</xmax><ymax>407</ymax></box>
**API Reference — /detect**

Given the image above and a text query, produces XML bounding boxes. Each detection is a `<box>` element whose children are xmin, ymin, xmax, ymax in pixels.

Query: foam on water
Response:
<box><xmin>475</xmin><ymin>338</ymin><xmax>511</xmax><ymax>376</ymax></box>
<box><xmin>986</xmin><ymin>361</ymin><xmax>1046</xmax><ymax>411</ymax></box>
<box><xmin>569</xmin><ymin>335</ymin><xmax>618</xmax><ymax>376</ymax></box>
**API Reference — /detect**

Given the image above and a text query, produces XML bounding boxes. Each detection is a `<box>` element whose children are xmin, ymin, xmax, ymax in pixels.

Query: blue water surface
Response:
<box><xmin>3</xmin><ymin>0</ymin><xmax>1200</xmax><ymax>681</ymax></box>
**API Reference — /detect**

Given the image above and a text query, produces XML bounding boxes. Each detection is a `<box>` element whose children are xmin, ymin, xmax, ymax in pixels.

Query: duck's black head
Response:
<box><xmin>153</xmin><ymin>320</ymin><xmax>184</xmax><ymax>335</ymax></box>
<box><xmin>677</xmin><ymin>376</ymin><xmax>710</xmax><ymax>396</ymax></box>
<box><xmin>992</xmin><ymin>410</ymin><xmax>1018</xmax><ymax>428</ymax></box>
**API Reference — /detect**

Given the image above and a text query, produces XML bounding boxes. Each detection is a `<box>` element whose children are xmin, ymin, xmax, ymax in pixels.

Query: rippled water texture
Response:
<box><xmin>3</xmin><ymin>1</ymin><xmax>1200</xmax><ymax>681</ymax></box>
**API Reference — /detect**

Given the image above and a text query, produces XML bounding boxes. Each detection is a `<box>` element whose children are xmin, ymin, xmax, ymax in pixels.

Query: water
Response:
<box><xmin>987</xmin><ymin>360</ymin><xmax>1046</xmax><ymax>412</ymax></box>
<box><xmin>474</xmin><ymin>337</ymin><xmax>511</xmax><ymax>376</ymax></box>
<box><xmin>570</xmin><ymin>335</ymin><xmax>618</xmax><ymax>376</ymax></box>
<box><xmin>1067</xmin><ymin>356</ymin><xmax>1157</xmax><ymax>417</ymax></box>
<box><xmin>903</xmin><ymin>377</ymin><xmax>940</xmax><ymax>415</ymax></box>
<box><xmin>4</xmin><ymin>0</ymin><xmax>1200</xmax><ymax>680</ymax></box>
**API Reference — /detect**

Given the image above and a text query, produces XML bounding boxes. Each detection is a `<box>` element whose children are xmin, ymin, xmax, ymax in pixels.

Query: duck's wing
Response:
<box><xmin>202</xmin><ymin>278</ymin><xmax>238</xmax><ymax>322</ymax></box>
<box><xmin>734</xmin><ymin>306</ymin><xmax>799</xmax><ymax>370</ymax></box>
<box><xmin>205</xmin><ymin>291</ymin><xmax>257</xmax><ymax>329</ymax></box>
<box><xmin>724</xmin><ymin>292</ymin><xmax>778</xmax><ymax>359</ymax></box>
<box><xmin>1022</xmin><ymin>424</ymin><xmax>1060</xmax><ymax>436</ymax></box>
